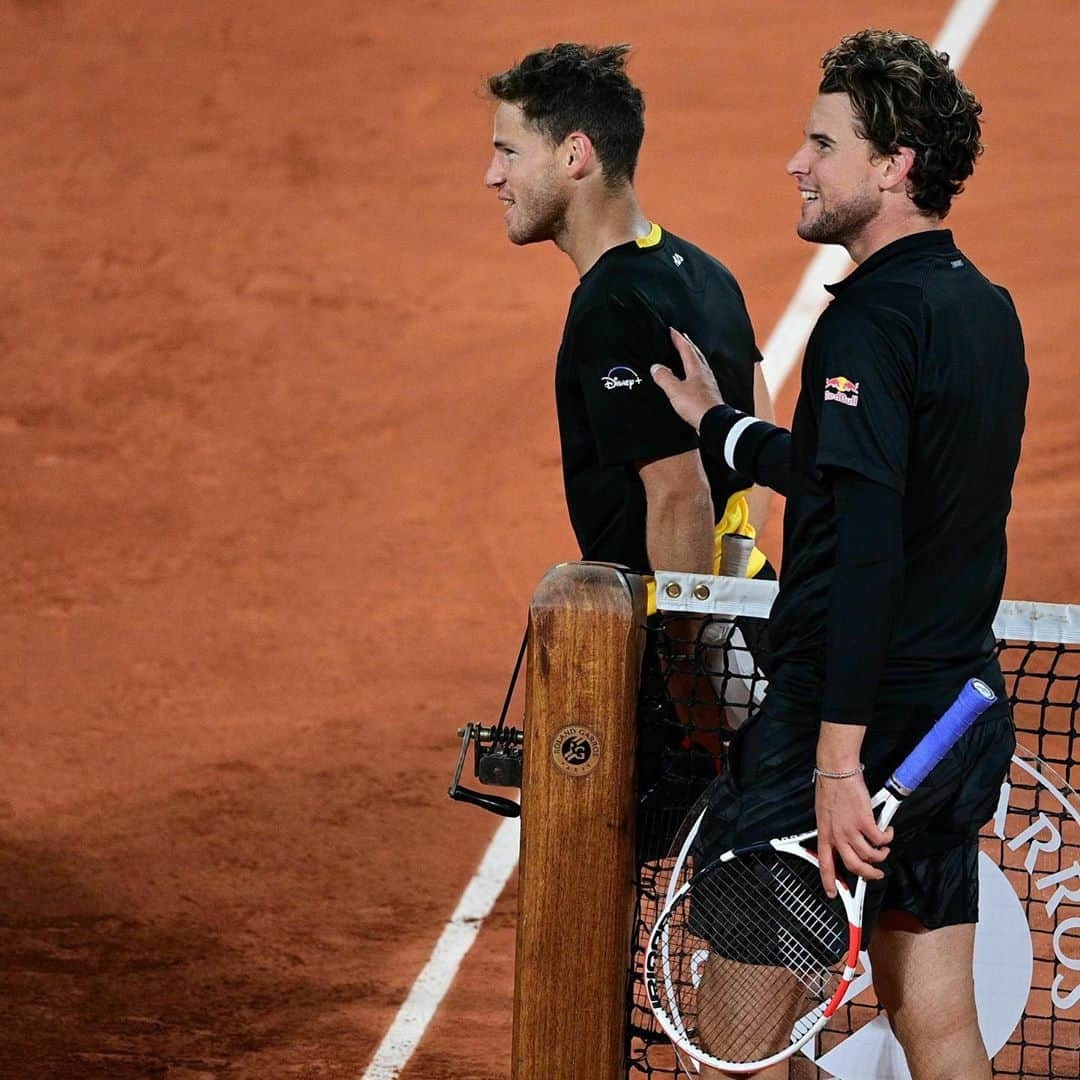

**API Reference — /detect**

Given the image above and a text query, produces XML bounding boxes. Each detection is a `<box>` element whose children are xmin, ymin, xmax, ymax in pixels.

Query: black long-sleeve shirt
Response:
<box><xmin>696</xmin><ymin>230</ymin><xmax>1027</xmax><ymax>727</ymax></box>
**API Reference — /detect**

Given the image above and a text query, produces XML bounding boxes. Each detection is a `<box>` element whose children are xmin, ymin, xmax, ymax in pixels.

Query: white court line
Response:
<box><xmin>761</xmin><ymin>0</ymin><xmax>1000</xmax><ymax>395</ymax></box>
<box><xmin>362</xmin><ymin>814</ymin><xmax>520</xmax><ymax>1079</ymax></box>
<box><xmin>360</xmin><ymin>2</ymin><xmax>1000</xmax><ymax>1076</ymax></box>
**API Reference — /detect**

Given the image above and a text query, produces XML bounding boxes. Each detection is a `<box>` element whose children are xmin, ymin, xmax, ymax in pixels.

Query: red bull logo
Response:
<box><xmin>824</xmin><ymin>375</ymin><xmax>860</xmax><ymax>407</ymax></box>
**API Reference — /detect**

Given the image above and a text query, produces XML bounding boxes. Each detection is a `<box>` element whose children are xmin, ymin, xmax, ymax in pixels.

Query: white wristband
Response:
<box><xmin>723</xmin><ymin>415</ymin><xmax>759</xmax><ymax>470</ymax></box>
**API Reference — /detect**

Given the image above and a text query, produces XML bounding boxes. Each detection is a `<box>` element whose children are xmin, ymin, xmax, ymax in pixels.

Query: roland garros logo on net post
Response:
<box><xmin>806</xmin><ymin>750</ymin><xmax>1080</xmax><ymax>1080</ymax></box>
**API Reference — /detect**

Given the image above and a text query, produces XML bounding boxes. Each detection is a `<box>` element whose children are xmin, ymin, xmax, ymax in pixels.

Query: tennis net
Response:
<box><xmin>627</xmin><ymin>573</ymin><xmax>1080</xmax><ymax>1080</ymax></box>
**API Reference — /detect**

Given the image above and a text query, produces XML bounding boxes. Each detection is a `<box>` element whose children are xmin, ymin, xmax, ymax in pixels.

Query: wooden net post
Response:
<box><xmin>512</xmin><ymin>562</ymin><xmax>648</xmax><ymax>1079</ymax></box>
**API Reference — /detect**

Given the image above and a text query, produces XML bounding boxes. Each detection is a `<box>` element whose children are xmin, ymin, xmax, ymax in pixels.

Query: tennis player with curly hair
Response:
<box><xmin>654</xmin><ymin>29</ymin><xmax>1027</xmax><ymax>1080</ymax></box>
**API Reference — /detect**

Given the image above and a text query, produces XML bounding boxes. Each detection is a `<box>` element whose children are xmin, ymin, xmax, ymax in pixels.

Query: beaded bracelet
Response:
<box><xmin>813</xmin><ymin>763</ymin><xmax>865</xmax><ymax>781</ymax></box>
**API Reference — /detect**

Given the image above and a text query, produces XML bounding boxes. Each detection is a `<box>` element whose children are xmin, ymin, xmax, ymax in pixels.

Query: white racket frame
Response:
<box><xmin>646</xmin><ymin>789</ymin><xmax>901</xmax><ymax>1074</ymax></box>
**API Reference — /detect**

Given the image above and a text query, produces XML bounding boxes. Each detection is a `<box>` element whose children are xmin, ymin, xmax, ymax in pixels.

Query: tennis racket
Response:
<box><xmin>643</xmin><ymin>676</ymin><xmax>998</xmax><ymax>1074</ymax></box>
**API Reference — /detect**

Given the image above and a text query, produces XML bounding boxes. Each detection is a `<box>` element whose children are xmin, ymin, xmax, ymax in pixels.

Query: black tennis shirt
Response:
<box><xmin>702</xmin><ymin>229</ymin><xmax>1028</xmax><ymax>717</ymax></box>
<box><xmin>555</xmin><ymin>225</ymin><xmax>761</xmax><ymax>571</ymax></box>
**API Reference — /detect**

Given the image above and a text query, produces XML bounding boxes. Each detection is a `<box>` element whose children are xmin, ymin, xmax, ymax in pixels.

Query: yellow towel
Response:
<box><xmin>645</xmin><ymin>489</ymin><xmax>766</xmax><ymax>615</ymax></box>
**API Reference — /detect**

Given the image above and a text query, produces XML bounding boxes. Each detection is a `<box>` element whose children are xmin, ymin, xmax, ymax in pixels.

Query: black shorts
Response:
<box><xmin>691</xmin><ymin>690</ymin><xmax>1015</xmax><ymax>939</ymax></box>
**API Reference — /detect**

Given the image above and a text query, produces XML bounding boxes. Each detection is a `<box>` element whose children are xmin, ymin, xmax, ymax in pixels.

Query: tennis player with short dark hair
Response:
<box><xmin>653</xmin><ymin>29</ymin><xmax>1026</xmax><ymax>1080</ymax></box>
<box><xmin>484</xmin><ymin>43</ymin><xmax>773</xmax><ymax>583</ymax></box>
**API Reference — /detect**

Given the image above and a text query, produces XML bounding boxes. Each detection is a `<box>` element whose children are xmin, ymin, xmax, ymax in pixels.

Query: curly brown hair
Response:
<box><xmin>487</xmin><ymin>43</ymin><xmax>645</xmax><ymax>188</ymax></box>
<box><xmin>819</xmin><ymin>29</ymin><xmax>983</xmax><ymax>218</ymax></box>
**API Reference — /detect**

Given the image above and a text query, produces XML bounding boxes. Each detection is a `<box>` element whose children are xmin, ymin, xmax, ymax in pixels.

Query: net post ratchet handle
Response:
<box><xmin>888</xmin><ymin>678</ymin><xmax>998</xmax><ymax>796</ymax></box>
<box><xmin>447</xmin><ymin>721</ymin><xmax>521</xmax><ymax>818</ymax></box>
<box><xmin>448</xmin><ymin>784</ymin><xmax>521</xmax><ymax>818</ymax></box>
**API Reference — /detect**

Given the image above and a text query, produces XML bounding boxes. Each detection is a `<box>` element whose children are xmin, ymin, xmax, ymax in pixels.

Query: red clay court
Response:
<box><xmin>1</xmin><ymin>1</ymin><xmax>1078</xmax><ymax>1077</ymax></box>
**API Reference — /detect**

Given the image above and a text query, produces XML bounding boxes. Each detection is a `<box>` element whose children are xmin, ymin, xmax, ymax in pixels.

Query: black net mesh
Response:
<box><xmin>626</xmin><ymin>611</ymin><xmax>1080</xmax><ymax>1080</ymax></box>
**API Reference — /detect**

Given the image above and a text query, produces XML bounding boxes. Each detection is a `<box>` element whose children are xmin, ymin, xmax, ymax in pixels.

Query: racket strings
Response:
<box><xmin>653</xmin><ymin>851</ymin><xmax>849</xmax><ymax>1065</ymax></box>
<box><xmin>703</xmin><ymin>855</ymin><xmax>846</xmax><ymax>984</ymax></box>
<box><xmin>656</xmin><ymin>915</ymin><xmax>808</xmax><ymax>1061</ymax></box>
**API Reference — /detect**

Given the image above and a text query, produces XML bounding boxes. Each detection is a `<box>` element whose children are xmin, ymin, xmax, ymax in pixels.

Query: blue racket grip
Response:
<box><xmin>889</xmin><ymin>679</ymin><xmax>998</xmax><ymax>795</ymax></box>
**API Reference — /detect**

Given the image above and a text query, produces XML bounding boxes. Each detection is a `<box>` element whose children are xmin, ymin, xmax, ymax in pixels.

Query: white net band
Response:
<box><xmin>653</xmin><ymin>572</ymin><xmax>1080</xmax><ymax>646</ymax></box>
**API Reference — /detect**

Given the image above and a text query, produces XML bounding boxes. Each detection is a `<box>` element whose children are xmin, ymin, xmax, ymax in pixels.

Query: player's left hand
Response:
<box><xmin>651</xmin><ymin>328</ymin><xmax>725</xmax><ymax>432</ymax></box>
<box><xmin>815</xmin><ymin>773</ymin><xmax>893</xmax><ymax>898</ymax></box>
